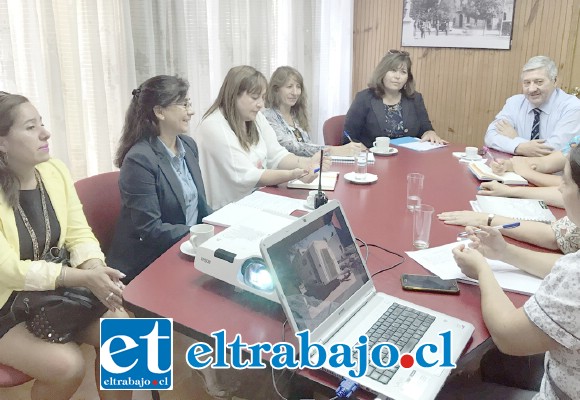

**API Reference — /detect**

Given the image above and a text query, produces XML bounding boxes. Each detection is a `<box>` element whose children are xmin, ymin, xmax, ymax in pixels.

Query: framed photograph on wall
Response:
<box><xmin>401</xmin><ymin>0</ymin><xmax>516</xmax><ymax>50</ymax></box>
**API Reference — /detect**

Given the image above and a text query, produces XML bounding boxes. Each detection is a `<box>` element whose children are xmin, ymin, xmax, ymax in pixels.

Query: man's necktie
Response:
<box><xmin>530</xmin><ymin>108</ymin><xmax>541</xmax><ymax>140</ymax></box>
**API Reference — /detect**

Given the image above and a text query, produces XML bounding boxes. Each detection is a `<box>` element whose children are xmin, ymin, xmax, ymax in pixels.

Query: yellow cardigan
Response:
<box><xmin>0</xmin><ymin>159</ymin><xmax>105</xmax><ymax>308</ymax></box>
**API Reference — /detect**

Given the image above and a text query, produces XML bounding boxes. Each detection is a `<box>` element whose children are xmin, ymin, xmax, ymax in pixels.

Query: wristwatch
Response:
<box><xmin>487</xmin><ymin>213</ymin><xmax>495</xmax><ymax>226</ymax></box>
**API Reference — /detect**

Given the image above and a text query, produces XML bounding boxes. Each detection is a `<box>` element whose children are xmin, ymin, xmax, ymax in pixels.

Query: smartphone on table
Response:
<box><xmin>400</xmin><ymin>274</ymin><xmax>460</xmax><ymax>294</ymax></box>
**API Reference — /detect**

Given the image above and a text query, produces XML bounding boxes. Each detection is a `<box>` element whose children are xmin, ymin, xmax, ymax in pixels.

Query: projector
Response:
<box><xmin>194</xmin><ymin>226</ymin><xmax>280</xmax><ymax>303</ymax></box>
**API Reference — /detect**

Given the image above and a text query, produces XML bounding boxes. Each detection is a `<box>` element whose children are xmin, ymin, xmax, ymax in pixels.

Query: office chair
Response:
<box><xmin>74</xmin><ymin>171</ymin><xmax>121</xmax><ymax>254</ymax></box>
<box><xmin>75</xmin><ymin>171</ymin><xmax>160</xmax><ymax>400</ymax></box>
<box><xmin>322</xmin><ymin>115</ymin><xmax>346</xmax><ymax>146</ymax></box>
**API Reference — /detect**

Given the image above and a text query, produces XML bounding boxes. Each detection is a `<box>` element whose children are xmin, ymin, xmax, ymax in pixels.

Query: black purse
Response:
<box><xmin>10</xmin><ymin>248</ymin><xmax>107</xmax><ymax>343</ymax></box>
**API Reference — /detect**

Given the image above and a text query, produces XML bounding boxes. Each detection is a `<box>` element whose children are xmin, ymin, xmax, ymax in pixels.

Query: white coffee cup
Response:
<box><xmin>189</xmin><ymin>224</ymin><xmax>214</xmax><ymax>250</ymax></box>
<box><xmin>373</xmin><ymin>137</ymin><xmax>390</xmax><ymax>151</ymax></box>
<box><xmin>306</xmin><ymin>190</ymin><xmax>319</xmax><ymax>208</ymax></box>
<box><xmin>464</xmin><ymin>146</ymin><xmax>478</xmax><ymax>160</ymax></box>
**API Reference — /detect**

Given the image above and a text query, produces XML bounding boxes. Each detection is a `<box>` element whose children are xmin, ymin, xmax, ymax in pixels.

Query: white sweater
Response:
<box><xmin>194</xmin><ymin>110</ymin><xmax>289</xmax><ymax>209</ymax></box>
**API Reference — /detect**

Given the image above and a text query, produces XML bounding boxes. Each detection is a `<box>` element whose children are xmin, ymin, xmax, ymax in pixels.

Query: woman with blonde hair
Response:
<box><xmin>264</xmin><ymin>66</ymin><xmax>362</xmax><ymax>156</ymax></box>
<box><xmin>194</xmin><ymin>65</ymin><xmax>328</xmax><ymax>209</ymax></box>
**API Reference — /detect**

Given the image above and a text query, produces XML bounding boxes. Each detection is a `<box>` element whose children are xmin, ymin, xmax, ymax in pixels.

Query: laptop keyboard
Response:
<box><xmin>353</xmin><ymin>302</ymin><xmax>435</xmax><ymax>384</ymax></box>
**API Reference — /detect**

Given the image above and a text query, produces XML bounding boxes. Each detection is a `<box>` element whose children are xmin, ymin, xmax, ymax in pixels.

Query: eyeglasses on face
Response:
<box><xmin>173</xmin><ymin>98</ymin><xmax>193</xmax><ymax>110</ymax></box>
<box><xmin>388</xmin><ymin>49</ymin><xmax>410</xmax><ymax>56</ymax></box>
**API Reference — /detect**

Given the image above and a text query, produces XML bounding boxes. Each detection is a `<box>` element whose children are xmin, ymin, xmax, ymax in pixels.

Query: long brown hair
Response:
<box><xmin>368</xmin><ymin>51</ymin><xmax>416</xmax><ymax>99</ymax></box>
<box><xmin>569</xmin><ymin>145</ymin><xmax>580</xmax><ymax>189</ymax></box>
<box><xmin>115</xmin><ymin>75</ymin><xmax>189</xmax><ymax>167</ymax></box>
<box><xmin>203</xmin><ymin>66</ymin><xmax>267</xmax><ymax>151</ymax></box>
<box><xmin>266</xmin><ymin>66</ymin><xmax>310</xmax><ymax>132</ymax></box>
<box><xmin>0</xmin><ymin>92</ymin><xmax>29</xmax><ymax>208</ymax></box>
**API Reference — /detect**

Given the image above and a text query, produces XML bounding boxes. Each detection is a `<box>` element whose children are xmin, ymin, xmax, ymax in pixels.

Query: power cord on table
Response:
<box><xmin>355</xmin><ymin>238</ymin><xmax>406</xmax><ymax>278</ymax></box>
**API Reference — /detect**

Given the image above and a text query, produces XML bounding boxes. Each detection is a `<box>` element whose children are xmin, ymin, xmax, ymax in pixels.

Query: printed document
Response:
<box><xmin>407</xmin><ymin>241</ymin><xmax>542</xmax><ymax>295</ymax></box>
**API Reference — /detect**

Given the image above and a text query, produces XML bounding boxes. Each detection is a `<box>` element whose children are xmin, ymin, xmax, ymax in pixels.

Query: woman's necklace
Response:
<box><xmin>17</xmin><ymin>170</ymin><xmax>51</xmax><ymax>261</ymax></box>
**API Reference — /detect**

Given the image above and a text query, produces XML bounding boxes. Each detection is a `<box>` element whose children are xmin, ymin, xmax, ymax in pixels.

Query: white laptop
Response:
<box><xmin>260</xmin><ymin>200</ymin><xmax>474</xmax><ymax>400</ymax></box>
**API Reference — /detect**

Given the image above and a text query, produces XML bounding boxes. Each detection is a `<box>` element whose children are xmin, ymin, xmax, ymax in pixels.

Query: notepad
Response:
<box><xmin>468</xmin><ymin>161</ymin><xmax>528</xmax><ymax>185</ymax></box>
<box><xmin>330</xmin><ymin>153</ymin><xmax>375</xmax><ymax>164</ymax></box>
<box><xmin>287</xmin><ymin>171</ymin><xmax>339</xmax><ymax>190</ymax></box>
<box><xmin>474</xmin><ymin>195</ymin><xmax>556</xmax><ymax>223</ymax></box>
<box><xmin>390</xmin><ymin>137</ymin><xmax>447</xmax><ymax>152</ymax></box>
<box><xmin>407</xmin><ymin>241</ymin><xmax>542</xmax><ymax>295</ymax></box>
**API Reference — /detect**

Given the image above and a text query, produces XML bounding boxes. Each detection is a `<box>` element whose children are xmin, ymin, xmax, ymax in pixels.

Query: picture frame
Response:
<box><xmin>401</xmin><ymin>0</ymin><xmax>516</xmax><ymax>50</ymax></box>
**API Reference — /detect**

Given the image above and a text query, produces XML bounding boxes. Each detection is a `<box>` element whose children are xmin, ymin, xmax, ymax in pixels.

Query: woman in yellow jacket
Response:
<box><xmin>0</xmin><ymin>92</ymin><xmax>130</xmax><ymax>400</ymax></box>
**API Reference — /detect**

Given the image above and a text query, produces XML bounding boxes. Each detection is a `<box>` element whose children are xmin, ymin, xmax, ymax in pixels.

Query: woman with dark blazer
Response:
<box><xmin>107</xmin><ymin>75</ymin><xmax>212</xmax><ymax>283</ymax></box>
<box><xmin>344</xmin><ymin>50</ymin><xmax>447</xmax><ymax>148</ymax></box>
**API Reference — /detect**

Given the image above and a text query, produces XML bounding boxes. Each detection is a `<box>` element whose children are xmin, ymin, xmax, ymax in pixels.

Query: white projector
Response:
<box><xmin>194</xmin><ymin>226</ymin><xmax>280</xmax><ymax>303</ymax></box>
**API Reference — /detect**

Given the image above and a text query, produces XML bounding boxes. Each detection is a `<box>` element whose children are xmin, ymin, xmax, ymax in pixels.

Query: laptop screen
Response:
<box><xmin>264</xmin><ymin>203</ymin><xmax>370</xmax><ymax>332</ymax></box>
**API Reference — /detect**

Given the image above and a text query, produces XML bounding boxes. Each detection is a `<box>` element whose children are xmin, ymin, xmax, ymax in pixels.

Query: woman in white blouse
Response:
<box><xmin>263</xmin><ymin>66</ymin><xmax>361</xmax><ymax>157</ymax></box>
<box><xmin>194</xmin><ymin>65</ymin><xmax>328</xmax><ymax>209</ymax></box>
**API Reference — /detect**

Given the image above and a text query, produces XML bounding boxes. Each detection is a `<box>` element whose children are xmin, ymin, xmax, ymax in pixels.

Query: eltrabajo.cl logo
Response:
<box><xmin>100</xmin><ymin>318</ymin><xmax>172</xmax><ymax>390</ymax></box>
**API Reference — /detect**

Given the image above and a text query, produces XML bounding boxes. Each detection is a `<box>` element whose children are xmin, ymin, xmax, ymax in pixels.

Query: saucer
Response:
<box><xmin>460</xmin><ymin>154</ymin><xmax>483</xmax><ymax>162</ymax></box>
<box><xmin>370</xmin><ymin>147</ymin><xmax>398</xmax><ymax>156</ymax></box>
<box><xmin>180</xmin><ymin>241</ymin><xmax>197</xmax><ymax>257</ymax></box>
<box><xmin>344</xmin><ymin>172</ymin><xmax>378</xmax><ymax>184</ymax></box>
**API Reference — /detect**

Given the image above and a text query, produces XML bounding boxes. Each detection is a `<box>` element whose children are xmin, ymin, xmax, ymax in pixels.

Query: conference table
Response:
<box><xmin>123</xmin><ymin>143</ymin><xmax>562</xmax><ymax>398</ymax></box>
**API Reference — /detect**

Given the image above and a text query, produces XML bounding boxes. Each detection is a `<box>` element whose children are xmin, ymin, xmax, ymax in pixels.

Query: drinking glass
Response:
<box><xmin>406</xmin><ymin>173</ymin><xmax>424</xmax><ymax>211</ymax></box>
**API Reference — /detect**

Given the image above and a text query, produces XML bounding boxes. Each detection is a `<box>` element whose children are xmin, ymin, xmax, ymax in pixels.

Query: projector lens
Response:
<box><xmin>242</xmin><ymin>259</ymin><xmax>274</xmax><ymax>291</ymax></box>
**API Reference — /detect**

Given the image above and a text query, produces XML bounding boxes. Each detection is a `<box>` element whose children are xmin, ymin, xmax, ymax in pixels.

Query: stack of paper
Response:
<box><xmin>474</xmin><ymin>195</ymin><xmax>556</xmax><ymax>223</ymax></box>
<box><xmin>390</xmin><ymin>137</ymin><xmax>447</xmax><ymax>152</ymax></box>
<box><xmin>407</xmin><ymin>242</ymin><xmax>542</xmax><ymax>295</ymax></box>
<box><xmin>202</xmin><ymin>192</ymin><xmax>302</xmax><ymax>233</ymax></box>
<box><xmin>468</xmin><ymin>161</ymin><xmax>528</xmax><ymax>185</ymax></box>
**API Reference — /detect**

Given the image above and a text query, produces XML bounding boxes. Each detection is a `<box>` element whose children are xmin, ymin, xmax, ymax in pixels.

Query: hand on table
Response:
<box><xmin>420</xmin><ymin>131</ymin><xmax>448</xmax><ymax>145</ymax></box>
<box><xmin>438</xmin><ymin>211</ymin><xmax>487</xmax><ymax>226</ymax></box>
<box><xmin>477</xmin><ymin>181</ymin><xmax>514</xmax><ymax>197</ymax></box>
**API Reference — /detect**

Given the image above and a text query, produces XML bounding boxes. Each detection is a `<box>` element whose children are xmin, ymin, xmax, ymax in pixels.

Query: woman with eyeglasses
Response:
<box><xmin>107</xmin><ymin>75</ymin><xmax>212</xmax><ymax>283</ymax></box>
<box><xmin>194</xmin><ymin>65</ymin><xmax>329</xmax><ymax>210</ymax></box>
<box><xmin>263</xmin><ymin>66</ymin><xmax>362</xmax><ymax>157</ymax></box>
<box><xmin>344</xmin><ymin>50</ymin><xmax>447</xmax><ymax>148</ymax></box>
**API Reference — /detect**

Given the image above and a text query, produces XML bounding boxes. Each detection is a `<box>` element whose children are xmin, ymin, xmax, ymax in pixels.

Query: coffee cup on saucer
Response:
<box><xmin>373</xmin><ymin>137</ymin><xmax>391</xmax><ymax>152</ymax></box>
<box><xmin>189</xmin><ymin>224</ymin><xmax>214</xmax><ymax>251</ymax></box>
<box><xmin>464</xmin><ymin>146</ymin><xmax>479</xmax><ymax>160</ymax></box>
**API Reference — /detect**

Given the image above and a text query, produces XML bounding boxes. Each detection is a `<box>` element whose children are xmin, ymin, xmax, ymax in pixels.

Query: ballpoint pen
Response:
<box><xmin>313</xmin><ymin>167</ymin><xmax>320</xmax><ymax>174</ymax></box>
<box><xmin>457</xmin><ymin>222</ymin><xmax>520</xmax><ymax>237</ymax></box>
<box><xmin>343</xmin><ymin>131</ymin><xmax>353</xmax><ymax>143</ymax></box>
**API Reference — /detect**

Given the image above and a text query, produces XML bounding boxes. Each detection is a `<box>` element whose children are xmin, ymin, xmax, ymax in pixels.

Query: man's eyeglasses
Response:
<box><xmin>388</xmin><ymin>49</ymin><xmax>410</xmax><ymax>56</ymax></box>
<box><xmin>173</xmin><ymin>98</ymin><xmax>193</xmax><ymax>110</ymax></box>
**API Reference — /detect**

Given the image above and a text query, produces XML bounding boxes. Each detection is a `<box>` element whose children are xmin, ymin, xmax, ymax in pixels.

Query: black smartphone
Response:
<box><xmin>401</xmin><ymin>274</ymin><xmax>460</xmax><ymax>294</ymax></box>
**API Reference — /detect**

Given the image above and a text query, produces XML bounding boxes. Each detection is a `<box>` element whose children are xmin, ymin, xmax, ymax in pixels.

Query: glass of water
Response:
<box><xmin>413</xmin><ymin>204</ymin><xmax>434</xmax><ymax>249</ymax></box>
<box><xmin>406</xmin><ymin>173</ymin><xmax>424</xmax><ymax>211</ymax></box>
<box><xmin>354</xmin><ymin>150</ymin><xmax>368</xmax><ymax>181</ymax></box>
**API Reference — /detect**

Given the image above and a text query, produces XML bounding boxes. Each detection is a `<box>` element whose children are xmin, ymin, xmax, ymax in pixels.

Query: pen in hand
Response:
<box><xmin>457</xmin><ymin>222</ymin><xmax>521</xmax><ymax>238</ymax></box>
<box><xmin>343</xmin><ymin>131</ymin><xmax>353</xmax><ymax>143</ymax></box>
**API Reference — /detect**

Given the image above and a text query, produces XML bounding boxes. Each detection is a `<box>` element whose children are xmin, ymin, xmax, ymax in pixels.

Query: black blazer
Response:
<box><xmin>343</xmin><ymin>88</ymin><xmax>434</xmax><ymax>148</ymax></box>
<box><xmin>107</xmin><ymin>135</ymin><xmax>212</xmax><ymax>282</ymax></box>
